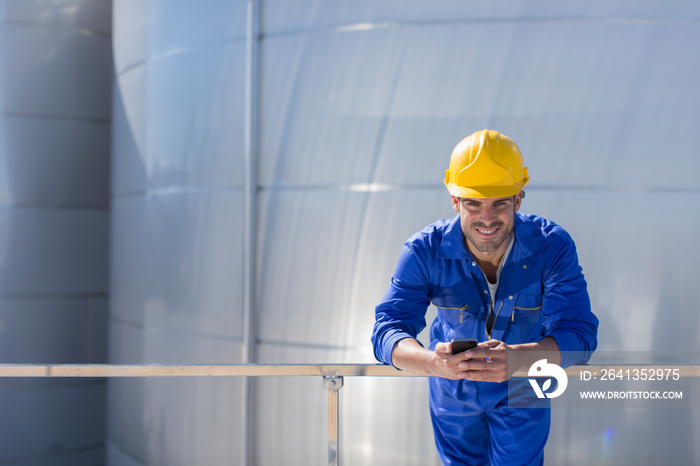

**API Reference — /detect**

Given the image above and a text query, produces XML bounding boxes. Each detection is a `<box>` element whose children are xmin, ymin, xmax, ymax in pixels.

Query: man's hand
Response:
<box><xmin>431</xmin><ymin>341</ymin><xmax>481</xmax><ymax>380</ymax></box>
<box><xmin>453</xmin><ymin>337</ymin><xmax>561</xmax><ymax>383</ymax></box>
<box><xmin>393</xmin><ymin>339</ymin><xmax>519</xmax><ymax>381</ymax></box>
<box><xmin>391</xmin><ymin>336</ymin><xmax>560</xmax><ymax>382</ymax></box>
<box><xmin>392</xmin><ymin>338</ymin><xmax>474</xmax><ymax>379</ymax></box>
<box><xmin>452</xmin><ymin>339</ymin><xmax>519</xmax><ymax>383</ymax></box>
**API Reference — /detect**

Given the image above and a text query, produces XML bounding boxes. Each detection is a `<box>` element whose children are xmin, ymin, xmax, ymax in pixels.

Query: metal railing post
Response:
<box><xmin>242</xmin><ymin>0</ymin><xmax>260</xmax><ymax>464</ymax></box>
<box><xmin>323</xmin><ymin>376</ymin><xmax>344</xmax><ymax>466</ymax></box>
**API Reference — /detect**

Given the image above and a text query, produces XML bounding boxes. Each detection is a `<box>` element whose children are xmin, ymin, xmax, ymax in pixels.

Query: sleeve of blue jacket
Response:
<box><xmin>540</xmin><ymin>228</ymin><xmax>598</xmax><ymax>368</ymax></box>
<box><xmin>371</xmin><ymin>237</ymin><xmax>434</xmax><ymax>368</ymax></box>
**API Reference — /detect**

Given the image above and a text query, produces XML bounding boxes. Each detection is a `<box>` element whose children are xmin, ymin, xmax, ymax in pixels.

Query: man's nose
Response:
<box><xmin>480</xmin><ymin>206</ymin><xmax>497</xmax><ymax>223</ymax></box>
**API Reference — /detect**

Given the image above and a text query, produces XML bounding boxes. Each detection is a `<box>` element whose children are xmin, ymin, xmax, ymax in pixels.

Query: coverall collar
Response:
<box><xmin>438</xmin><ymin>213</ymin><xmax>548</xmax><ymax>261</ymax></box>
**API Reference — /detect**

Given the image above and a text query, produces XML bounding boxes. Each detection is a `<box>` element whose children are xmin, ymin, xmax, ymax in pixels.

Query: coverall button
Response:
<box><xmin>472</xmin><ymin>261</ymin><xmax>476</xmax><ymax>266</ymax></box>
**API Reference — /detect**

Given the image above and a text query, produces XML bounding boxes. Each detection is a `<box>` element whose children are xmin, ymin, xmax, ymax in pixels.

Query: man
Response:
<box><xmin>371</xmin><ymin>129</ymin><xmax>598</xmax><ymax>465</ymax></box>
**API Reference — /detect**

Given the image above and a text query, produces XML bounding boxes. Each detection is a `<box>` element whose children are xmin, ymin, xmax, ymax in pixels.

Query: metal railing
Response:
<box><xmin>2</xmin><ymin>363</ymin><xmax>699</xmax><ymax>465</ymax></box>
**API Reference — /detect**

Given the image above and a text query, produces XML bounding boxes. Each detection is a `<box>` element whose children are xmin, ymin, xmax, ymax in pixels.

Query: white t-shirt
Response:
<box><xmin>483</xmin><ymin>233</ymin><xmax>515</xmax><ymax>311</ymax></box>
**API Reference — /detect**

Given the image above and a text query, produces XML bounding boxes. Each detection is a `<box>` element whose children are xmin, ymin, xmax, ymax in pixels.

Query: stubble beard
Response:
<box><xmin>463</xmin><ymin>221</ymin><xmax>512</xmax><ymax>254</ymax></box>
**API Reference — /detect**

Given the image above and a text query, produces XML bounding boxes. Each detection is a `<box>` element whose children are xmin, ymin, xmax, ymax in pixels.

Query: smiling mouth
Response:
<box><xmin>473</xmin><ymin>222</ymin><xmax>504</xmax><ymax>239</ymax></box>
<box><xmin>475</xmin><ymin>227</ymin><xmax>499</xmax><ymax>237</ymax></box>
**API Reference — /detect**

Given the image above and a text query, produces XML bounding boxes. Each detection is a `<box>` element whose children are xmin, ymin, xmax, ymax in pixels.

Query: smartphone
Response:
<box><xmin>451</xmin><ymin>337</ymin><xmax>478</xmax><ymax>354</ymax></box>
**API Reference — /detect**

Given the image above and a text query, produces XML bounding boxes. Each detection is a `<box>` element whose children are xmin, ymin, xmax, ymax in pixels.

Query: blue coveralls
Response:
<box><xmin>371</xmin><ymin>213</ymin><xmax>598</xmax><ymax>466</ymax></box>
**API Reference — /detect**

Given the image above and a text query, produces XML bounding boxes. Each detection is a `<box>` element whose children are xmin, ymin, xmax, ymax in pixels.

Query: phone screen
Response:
<box><xmin>451</xmin><ymin>338</ymin><xmax>478</xmax><ymax>354</ymax></box>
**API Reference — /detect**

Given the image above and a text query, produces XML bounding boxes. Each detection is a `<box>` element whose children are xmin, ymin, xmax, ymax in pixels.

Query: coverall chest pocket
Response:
<box><xmin>511</xmin><ymin>293</ymin><xmax>544</xmax><ymax>342</ymax></box>
<box><xmin>432</xmin><ymin>294</ymin><xmax>482</xmax><ymax>340</ymax></box>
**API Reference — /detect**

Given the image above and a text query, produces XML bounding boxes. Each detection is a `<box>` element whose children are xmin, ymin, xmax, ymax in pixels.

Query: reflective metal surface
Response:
<box><xmin>105</xmin><ymin>1</ymin><xmax>700</xmax><ymax>465</ymax></box>
<box><xmin>109</xmin><ymin>1</ymin><xmax>249</xmax><ymax>464</ymax></box>
<box><xmin>0</xmin><ymin>1</ymin><xmax>112</xmax><ymax>465</ymax></box>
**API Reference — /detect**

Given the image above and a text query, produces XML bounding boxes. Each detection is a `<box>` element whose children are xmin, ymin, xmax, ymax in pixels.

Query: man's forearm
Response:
<box><xmin>391</xmin><ymin>338</ymin><xmax>440</xmax><ymax>377</ymax></box>
<box><xmin>511</xmin><ymin>336</ymin><xmax>561</xmax><ymax>371</ymax></box>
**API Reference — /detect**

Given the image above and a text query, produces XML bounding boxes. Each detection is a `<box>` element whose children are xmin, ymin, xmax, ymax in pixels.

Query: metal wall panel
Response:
<box><xmin>0</xmin><ymin>380</ymin><xmax>106</xmax><ymax>464</ymax></box>
<box><xmin>3</xmin><ymin>23</ymin><xmax>111</xmax><ymax>119</ymax></box>
<box><xmin>0</xmin><ymin>297</ymin><xmax>107</xmax><ymax>363</ymax></box>
<box><xmin>256</xmin><ymin>189</ymin><xmax>451</xmax><ymax>351</ymax></box>
<box><xmin>0</xmin><ymin>1</ymin><xmax>112</xmax><ymax>465</ymax></box>
<box><xmin>108</xmin><ymin>0</ymin><xmax>247</xmax><ymax>464</ymax></box>
<box><xmin>6</xmin><ymin>0</ymin><xmax>112</xmax><ymax>32</ymax></box>
<box><xmin>111</xmin><ymin>50</ymin><xmax>246</xmax><ymax>195</ymax></box>
<box><xmin>261</xmin><ymin>20</ymin><xmax>700</xmax><ymax>190</ymax></box>
<box><xmin>0</xmin><ymin>208</ymin><xmax>109</xmax><ymax>295</ymax></box>
<box><xmin>261</xmin><ymin>1</ymin><xmax>700</xmax><ymax>33</ymax></box>
<box><xmin>109</xmin><ymin>1</ymin><xmax>700</xmax><ymax>465</ymax></box>
<box><xmin>110</xmin><ymin>193</ymin><xmax>244</xmax><ymax>338</ymax></box>
<box><xmin>1</xmin><ymin>117</ymin><xmax>110</xmax><ymax>207</ymax></box>
<box><xmin>526</xmin><ymin>190</ymin><xmax>700</xmax><ymax>354</ymax></box>
<box><xmin>256</xmin><ymin>2</ymin><xmax>700</xmax><ymax>465</ymax></box>
<box><xmin>107</xmin><ymin>323</ymin><xmax>244</xmax><ymax>465</ymax></box>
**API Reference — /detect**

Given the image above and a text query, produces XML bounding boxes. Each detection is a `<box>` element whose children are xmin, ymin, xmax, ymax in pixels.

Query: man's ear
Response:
<box><xmin>514</xmin><ymin>192</ymin><xmax>523</xmax><ymax>212</ymax></box>
<box><xmin>451</xmin><ymin>195</ymin><xmax>460</xmax><ymax>213</ymax></box>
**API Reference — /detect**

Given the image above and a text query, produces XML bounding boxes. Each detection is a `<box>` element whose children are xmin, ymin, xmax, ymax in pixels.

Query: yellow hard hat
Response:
<box><xmin>444</xmin><ymin>129</ymin><xmax>529</xmax><ymax>199</ymax></box>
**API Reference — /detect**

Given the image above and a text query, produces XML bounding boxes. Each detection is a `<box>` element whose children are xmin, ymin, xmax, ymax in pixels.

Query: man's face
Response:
<box><xmin>451</xmin><ymin>193</ymin><xmax>522</xmax><ymax>259</ymax></box>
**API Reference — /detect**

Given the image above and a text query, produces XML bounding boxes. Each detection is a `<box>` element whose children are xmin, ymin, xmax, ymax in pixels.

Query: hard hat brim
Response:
<box><xmin>444</xmin><ymin>180</ymin><xmax>528</xmax><ymax>199</ymax></box>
